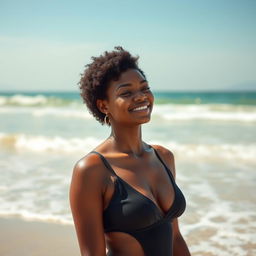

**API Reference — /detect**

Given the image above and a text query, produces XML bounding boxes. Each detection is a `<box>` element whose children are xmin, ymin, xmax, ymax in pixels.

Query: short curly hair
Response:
<box><xmin>79</xmin><ymin>46</ymin><xmax>146</xmax><ymax>125</ymax></box>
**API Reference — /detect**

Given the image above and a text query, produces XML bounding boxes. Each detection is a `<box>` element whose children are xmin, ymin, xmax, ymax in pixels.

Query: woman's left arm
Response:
<box><xmin>152</xmin><ymin>145</ymin><xmax>191</xmax><ymax>256</ymax></box>
<box><xmin>172</xmin><ymin>218</ymin><xmax>191</xmax><ymax>256</ymax></box>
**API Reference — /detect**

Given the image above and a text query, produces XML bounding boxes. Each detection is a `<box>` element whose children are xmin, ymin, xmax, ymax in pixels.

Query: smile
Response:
<box><xmin>130</xmin><ymin>105</ymin><xmax>150</xmax><ymax>112</ymax></box>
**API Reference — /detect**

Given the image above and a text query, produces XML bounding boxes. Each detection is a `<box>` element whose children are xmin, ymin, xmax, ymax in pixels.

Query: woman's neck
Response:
<box><xmin>108</xmin><ymin>125</ymin><xmax>147</xmax><ymax>156</ymax></box>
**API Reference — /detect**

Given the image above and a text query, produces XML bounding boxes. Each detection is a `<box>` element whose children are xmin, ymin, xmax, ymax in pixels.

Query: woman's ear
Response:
<box><xmin>96</xmin><ymin>99</ymin><xmax>109</xmax><ymax>114</ymax></box>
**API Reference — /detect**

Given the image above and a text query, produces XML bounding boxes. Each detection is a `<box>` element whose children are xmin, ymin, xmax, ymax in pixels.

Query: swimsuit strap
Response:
<box><xmin>151</xmin><ymin>147</ymin><xmax>175</xmax><ymax>181</ymax></box>
<box><xmin>91</xmin><ymin>147</ymin><xmax>174</xmax><ymax>180</ymax></box>
<box><xmin>90</xmin><ymin>151</ymin><xmax>117</xmax><ymax>176</ymax></box>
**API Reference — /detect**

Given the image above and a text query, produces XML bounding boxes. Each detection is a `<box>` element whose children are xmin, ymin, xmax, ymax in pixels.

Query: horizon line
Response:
<box><xmin>1</xmin><ymin>89</ymin><xmax>256</xmax><ymax>94</ymax></box>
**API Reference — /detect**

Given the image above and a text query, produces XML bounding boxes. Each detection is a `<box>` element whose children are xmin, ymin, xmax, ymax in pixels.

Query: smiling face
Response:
<box><xmin>97</xmin><ymin>69</ymin><xmax>154</xmax><ymax>127</ymax></box>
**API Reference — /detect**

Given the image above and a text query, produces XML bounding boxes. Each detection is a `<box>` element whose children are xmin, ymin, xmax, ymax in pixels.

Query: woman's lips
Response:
<box><xmin>130</xmin><ymin>104</ymin><xmax>150</xmax><ymax>112</ymax></box>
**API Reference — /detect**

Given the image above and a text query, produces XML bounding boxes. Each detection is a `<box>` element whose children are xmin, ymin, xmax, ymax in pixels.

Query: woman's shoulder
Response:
<box><xmin>151</xmin><ymin>144</ymin><xmax>174</xmax><ymax>158</ymax></box>
<box><xmin>72</xmin><ymin>151</ymin><xmax>108</xmax><ymax>183</ymax></box>
<box><xmin>150</xmin><ymin>144</ymin><xmax>176</xmax><ymax>178</ymax></box>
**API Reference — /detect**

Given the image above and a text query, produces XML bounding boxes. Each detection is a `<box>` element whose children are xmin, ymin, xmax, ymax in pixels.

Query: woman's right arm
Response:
<box><xmin>69</xmin><ymin>154</ymin><xmax>106</xmax><ymax>256</ymax></box>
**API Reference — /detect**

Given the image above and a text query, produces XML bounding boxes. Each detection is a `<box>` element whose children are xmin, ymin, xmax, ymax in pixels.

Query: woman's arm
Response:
<box><xmin>69</xmin><ymin>154</ymin><xmax>107</xmax><ymax>256</ymax></box>
<box><xmin>152</xmin><ymin>145</ymin><xmax>191</xmax><ymax>256</ymax></box>
<box><xmin>172</xmin><ymin>218</ymin><xmax>191</xmax><ymax>256</ymax></box>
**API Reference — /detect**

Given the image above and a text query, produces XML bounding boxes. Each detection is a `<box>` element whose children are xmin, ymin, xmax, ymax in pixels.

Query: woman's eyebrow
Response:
<box><xmin>116</xmin><ymin>83</ymin><xmax>131</xmax><ymax>91</ymax></box>
<box><xmin>140</xmin><ymin>79</ymin><xmax>147</xmax><ymax>84</ymax></box>
<box><xmin>116</xmin><ymin>79</ymin><xmax>148</xmax><ymax>91</ymax></box>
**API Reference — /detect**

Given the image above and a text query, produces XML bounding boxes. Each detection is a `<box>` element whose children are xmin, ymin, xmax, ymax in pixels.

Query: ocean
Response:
<box><xmin>0</xmin><ymin>90</ymin><xmax>255</xmax><ymax>256</ymax></box>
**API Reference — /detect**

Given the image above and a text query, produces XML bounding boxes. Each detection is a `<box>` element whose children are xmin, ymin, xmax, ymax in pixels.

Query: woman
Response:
<box><xmin>69</xmin><ymin>46</ymin><xmax>190</xmax><ymax>256</ymax></box>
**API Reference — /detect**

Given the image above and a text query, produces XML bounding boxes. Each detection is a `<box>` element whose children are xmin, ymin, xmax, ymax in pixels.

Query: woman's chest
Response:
<box><xmin>102</xmin><ymin>159</ymin><xmax>175</xmax><ymax>221</ymax></box>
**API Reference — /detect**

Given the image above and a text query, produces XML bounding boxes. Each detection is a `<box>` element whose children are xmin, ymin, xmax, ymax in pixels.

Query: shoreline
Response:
<box><xmin>0</xmin><ymin>216</ymin><xmax>80</xmax><ymax>256</ymax></box>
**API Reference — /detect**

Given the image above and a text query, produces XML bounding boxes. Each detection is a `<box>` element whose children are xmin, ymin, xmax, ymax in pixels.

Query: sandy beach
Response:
<box><xmin>0</xmin><ymin>217</ymin><xmax>80</xmax><ymax>256</ymax></box>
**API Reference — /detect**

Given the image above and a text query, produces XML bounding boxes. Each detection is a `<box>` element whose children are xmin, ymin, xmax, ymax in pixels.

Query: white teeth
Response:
<box><xmin>132</xmin><ymin>105</ymin><xmax>148</xmax><ymax>111</ymax></box>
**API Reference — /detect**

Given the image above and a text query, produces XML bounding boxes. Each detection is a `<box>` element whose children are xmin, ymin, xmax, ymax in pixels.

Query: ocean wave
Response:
<box><xmin>0</xmin><ymin>133</ymin><xmax>100</xmax><ymax>153</ymax></box>
<box><xmin>152</xmin><ymin>104</ymin><xmax>256</xmax><ymax>122</ymax></box>
<box><xmin>1</xmin><ymin>133</ymin><xmax>255</xmax><ymax>162</ymax></box>
<box><xmin>0</xmin><ymin>94</ymin><xmax>49</xmax><ymax>106</ymax></box>
<box><xmin>0</xmin><ymin>94</ymin><xmax>79</xmax><ymax>107</ymax></box>
<box><xmin>1</xmin><ymin>91</ymin><xmax>256</xmax><ymax>107</ymax></box>
<box><xmin>0</xmin><ymin>106</ymin><xmax>92</xmax><ymax>119</ymax></box>
<box><xmin>1</xmin><ymin>103</ymin><xmax>256</xmax><ymax>122</ymax></box>
<box><xmin>152</xmin><ymin>140</ymin><xmax>256</xmax><ymax>163</ymax></box>
<box><xmin>32</xmin><ymin>107</ymin><xmax>92</xmax><ymax>119</ymax></box>
<box><xmin>0</xmin><ymin>210</ymin><xmax>73</xmax><ymax>225</ymax></box>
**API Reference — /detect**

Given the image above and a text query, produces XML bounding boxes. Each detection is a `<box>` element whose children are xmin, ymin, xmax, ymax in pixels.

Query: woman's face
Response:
<box><xmin>104</xmin><ymin>68</ymin><xmax>154</xmax><ymax>126</ymax></box>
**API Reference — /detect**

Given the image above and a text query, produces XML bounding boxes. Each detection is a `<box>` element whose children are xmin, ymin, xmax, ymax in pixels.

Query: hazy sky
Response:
<box><xmin>0</xmin><ymin>0</ymin><xmax>255</xmax><ymax>91</ymax></box>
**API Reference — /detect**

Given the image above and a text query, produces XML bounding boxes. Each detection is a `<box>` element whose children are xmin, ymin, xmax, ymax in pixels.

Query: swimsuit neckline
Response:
<box><xmin>116</xmin><ymin>175</ymin><xmax>177</xmax><ymax>218</ymax></box>
<box><xmin>92</xmin><ymin>146</ymin><xmax>177</xmax><ymax>219</ymax></box>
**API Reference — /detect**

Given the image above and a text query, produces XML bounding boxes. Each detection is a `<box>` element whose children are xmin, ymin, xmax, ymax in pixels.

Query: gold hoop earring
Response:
<box><xmin>104</xmin><ymin>114</ymin><xmax>110</xmax><ymax>125</ymax></box>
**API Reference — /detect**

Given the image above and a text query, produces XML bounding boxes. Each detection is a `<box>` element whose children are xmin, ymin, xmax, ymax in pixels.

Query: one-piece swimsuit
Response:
<box><xmin>91</xmin><ymin>147</ymin><xmax>186</xmax><ymax>256</ymax></box>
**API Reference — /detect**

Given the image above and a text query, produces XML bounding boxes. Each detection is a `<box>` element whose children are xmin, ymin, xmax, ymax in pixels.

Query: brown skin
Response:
<box><xmin>69</xmin><ymin>69</ymin><xmax>190</xmax><ymax>256</ymax></box>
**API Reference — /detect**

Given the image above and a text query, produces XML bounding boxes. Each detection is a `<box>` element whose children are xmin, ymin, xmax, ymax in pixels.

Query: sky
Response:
<box><xmin>0</xmin><ymin>0</ymin><xmax>255</xmax><ymax>91</ymax></box>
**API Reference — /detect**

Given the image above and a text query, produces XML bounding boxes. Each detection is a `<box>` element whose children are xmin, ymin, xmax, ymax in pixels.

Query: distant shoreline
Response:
<box><xmin>1</xmin><ymin>90</ymin><xmax>255</xmax><ymax>106</ymax></box>
<box><xmin>0</xmin><ymin>89</ymin><xmax>256</xmax><ymax>94</ymax></box>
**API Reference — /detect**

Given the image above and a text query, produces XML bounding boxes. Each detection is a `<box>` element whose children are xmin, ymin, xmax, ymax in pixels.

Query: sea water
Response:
<box><xmin>0</xmin><ymin>91</ymin><xmax>255</xmax><ymax>256</ymax></box>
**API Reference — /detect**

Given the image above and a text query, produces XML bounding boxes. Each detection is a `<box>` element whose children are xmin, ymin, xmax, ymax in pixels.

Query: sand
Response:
<box><xmin>0</xmin><ymin>217</ymin><xmax>80</xmax><ymax>256</ymax></box>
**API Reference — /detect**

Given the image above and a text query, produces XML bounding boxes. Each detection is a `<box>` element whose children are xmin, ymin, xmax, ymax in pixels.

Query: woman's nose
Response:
<box><xmin>133</xmin><ymin>91</ymin><xmax>147</xmax><ymax>102</ymax></box>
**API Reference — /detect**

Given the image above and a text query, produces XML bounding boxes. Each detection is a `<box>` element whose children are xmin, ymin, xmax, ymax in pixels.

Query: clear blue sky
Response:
<box><xmin>0</xmin><ymin>0</ymin><xmax>255</xmax><ymax>91</ymax></box>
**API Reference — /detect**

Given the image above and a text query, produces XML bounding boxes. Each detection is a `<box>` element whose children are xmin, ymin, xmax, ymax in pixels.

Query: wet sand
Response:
<box><xmin>0</xmin><ymin>217</ymin><xmax>80</xmax><ymax>256</ymax></box>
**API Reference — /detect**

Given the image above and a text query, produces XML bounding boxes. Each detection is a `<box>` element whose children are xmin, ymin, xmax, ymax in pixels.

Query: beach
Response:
<box><xmin>0</xmin><ymin>216</ymin><xmax>79</xmax><ymax>256</ymax></box>
<box><xmin>0</xmin><ymin>91</ymin><xmax>255</xmax><ymax>255</ymax></box>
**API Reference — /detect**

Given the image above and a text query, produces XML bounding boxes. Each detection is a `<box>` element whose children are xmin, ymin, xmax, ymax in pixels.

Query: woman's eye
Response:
<box><xmin>142</xmin><ymin>86</ymin><xmax>151</xmax><ymax>92</ymax></box>
<box><xmin>120</xmin><ymin>91</ymin><xmax>131</xmax><ymax>97</ymax></box>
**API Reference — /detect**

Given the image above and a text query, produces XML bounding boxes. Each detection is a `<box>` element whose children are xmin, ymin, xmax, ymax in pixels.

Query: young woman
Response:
<box><xmin>69</xmin><ymin>46</ymin><xmax>190</xmax><ymax>256</ymax></box>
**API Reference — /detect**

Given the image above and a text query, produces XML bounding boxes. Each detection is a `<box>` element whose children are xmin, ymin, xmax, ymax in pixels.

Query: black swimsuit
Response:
<box><xmin>91</xmin><ymin>148</ymin><xmax>186</xmax><ymax>256</ymax></box>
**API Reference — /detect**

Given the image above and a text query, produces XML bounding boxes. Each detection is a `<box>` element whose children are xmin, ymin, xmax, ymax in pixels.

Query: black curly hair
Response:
<box><xmin>79</xmin><ymin>46</ymin><xmax>146</xmax><ymax>125</ymax></box>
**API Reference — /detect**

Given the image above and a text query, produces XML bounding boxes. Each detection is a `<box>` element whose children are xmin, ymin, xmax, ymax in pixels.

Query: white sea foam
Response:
<box><xmin>32</xmin><ymin>107</ymin><xmax>92</xmax><ymax>119</ymax></box>
<box><xmin>0</xmin><ymin>96</ymin><xmax>7</xmax><ymax>105</ymax></box>
<box><xmin>182</xmin><ymin>199</ymin><xmax>256</xmax><ymax>256</ymax></box>
<box><xmin>0</xmin><ymin>133</ymin><xmax>100</xmax><ymax>152</ymax></box>
<box><xmin>0</xmin><ymin>94</ymin><xmax>48</xmax><ymax>106</ymax></box>
<box><xmin>0</xmin><ymin>133</ymin><xmax>255</xmax><ymax>163</ymax></box>
<box><xmin>0</xmin><ymin>106</ymin><xmax>92</xmax><ymax>119</ymax></box>
<box><xmin>152</xmin><ymin>104</ymin><xmax>256</xmax><ymax>122</ymax></box>
<box><xmin>0</xmin><ymin>209</ymin><xmax>73</xmax><ymax>225</ymax></box>
<box><xmin>150</xmin><ymin>139</ymin><xmax>256</xmax><ymax>163</ymax></box>
<box><xmin>1</xmin><ymin>103</ymin><xmax>256</xmax><ymax>122</ymax></box>
<box><xmin>179</xmin><ymin>169</ymin><xmax>256</xmax><ymax>256</ymax></box>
